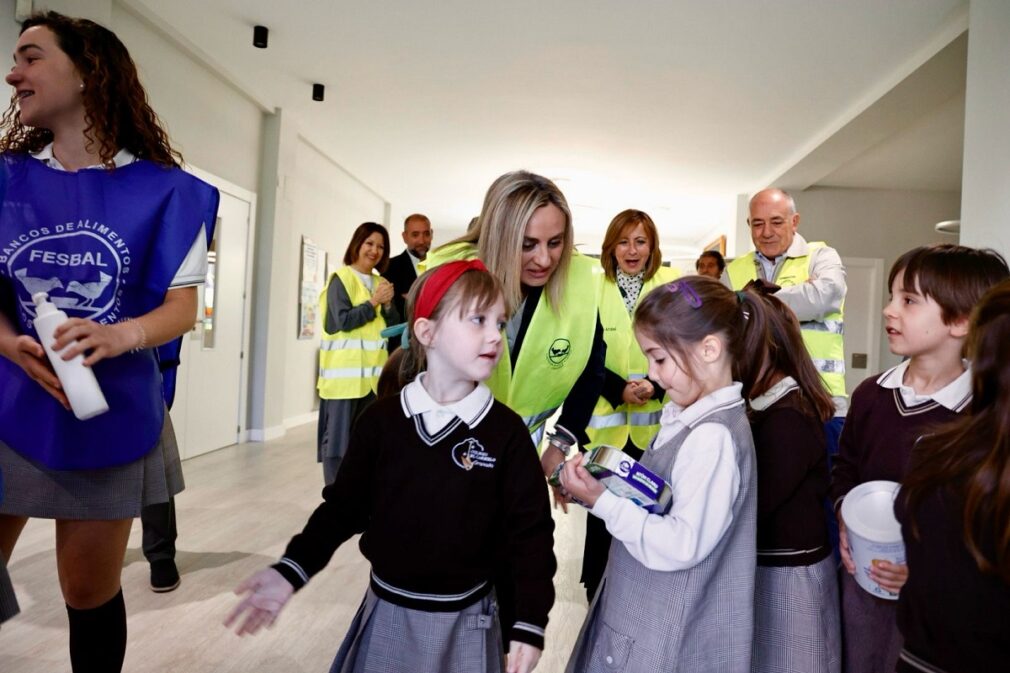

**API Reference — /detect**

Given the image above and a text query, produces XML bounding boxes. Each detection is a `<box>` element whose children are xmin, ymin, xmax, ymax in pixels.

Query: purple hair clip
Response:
<box><xmin>666</xmin><ymin>280</ymin><xmax>703</xmax><ymax>308</ymax></box>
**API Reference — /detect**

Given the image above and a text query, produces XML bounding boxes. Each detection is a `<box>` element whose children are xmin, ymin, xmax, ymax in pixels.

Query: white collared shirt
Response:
<box><xmin>32</xmin><ymin>143</ymin><xmax>208</xmax><ymax>288</ymax></box>
<box><xmin>592</xmin><ymin>383</ymin><xmax>744</xmax><ymax>572</ymax></box>
<box><xmin>408</xmin><ymin>251</ymin><xmax>423</xmax><ymax>275</ymax></box>
<box><xmin>748</xmin><ymin>376</ymin><xmax>799</xmax><ymax>411</ymax></box>
<box><xmin>401</xmin><ymin>373</ymin><xmax>494</xmax><ymax>435</ymax></box>
<box><xmin>876</xmin><ymin>360</ymin><xmax>972</xmax><ymax>411</ymax></box>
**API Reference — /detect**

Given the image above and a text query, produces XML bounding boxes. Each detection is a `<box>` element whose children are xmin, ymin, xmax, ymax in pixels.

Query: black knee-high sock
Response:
<box><xmin>66</xmin><ymin>589</ymin><xmax>127</xmax><ymax>673</ymax></box>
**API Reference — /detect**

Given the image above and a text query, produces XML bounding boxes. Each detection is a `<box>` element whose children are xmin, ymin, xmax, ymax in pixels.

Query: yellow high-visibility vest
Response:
<box><xmin>726</xmin><ymin>242</ymin><xmax>846</xmax><ymax>397</ymax></box>
<box><xmin>427</xmin><ymin>243</ymin><xmax>600</xmax><ymax>449</ymax></box>
<box><xmin>587</xmin><ymin>266</ymin><xmax>678</xmax><ymax>450</ymax></box>
<box><xmin>316</xmin><ymin>266</ymin><xmax>388</xmax><ymax>400</ymax></box>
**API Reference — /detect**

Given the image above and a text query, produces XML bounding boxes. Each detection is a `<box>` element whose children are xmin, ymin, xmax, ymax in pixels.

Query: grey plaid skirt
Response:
<box><xmin>0</xmin><ymin>412</ymin><xmax>184</xmax><ymax>520</ymax></box>
<box><xmin>331</xmin><ymin>587</ymin><xmax>504</xmax><ymax>673</ymax></box>
<box><xmin>753</xmin><ymin>554</ymin><xmax>841</xmax><ymax>673</ymax></box>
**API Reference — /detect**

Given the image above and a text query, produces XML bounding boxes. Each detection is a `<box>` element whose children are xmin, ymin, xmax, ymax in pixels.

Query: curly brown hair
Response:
<box><xmin>0</xmin><ymin>11</ymin><xmax>180</xmax><ymax>167</ymax></box>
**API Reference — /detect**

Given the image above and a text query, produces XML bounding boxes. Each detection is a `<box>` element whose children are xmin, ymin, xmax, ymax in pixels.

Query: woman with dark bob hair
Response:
<box><xmin>316</xmin><ymin>221</ymin><xmax>397</xmax><ymax>484</ymax></box>
<box><xmin>0</xmin><ymin>12</ymin><xmax>219</xmax><ymax>671</ymax></box>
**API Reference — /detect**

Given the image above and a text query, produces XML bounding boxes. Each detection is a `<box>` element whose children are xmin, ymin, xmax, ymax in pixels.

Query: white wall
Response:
<box><xmin>0</xmin><ymin>0</ymin><xmax>263</xmax><ymax>192</ymax></box>
<box><xmin>110</xmin><ymin>4</ymin><xmax>263</xmax><ymax>192</ymax></box>
<box><xmin>792</xmin><ymin>186</ymin><xmax>961</xmax><ymax>370</ymax></box>
<box><xmin>281</xmin><ymin>137</ymin><xmax>387</xmax><ymax>423</ymax></box>
<box><xmin>960</xmin><ymin>0</ymin><xmax>1010</xmax><ymax>258</ymax></box>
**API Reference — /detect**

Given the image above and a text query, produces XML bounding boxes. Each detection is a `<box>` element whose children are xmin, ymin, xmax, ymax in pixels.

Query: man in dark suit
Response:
<box><xmin>385</xmin><ymin>213</ymin><xmax>432</xmax><ymax>321</ymax></box>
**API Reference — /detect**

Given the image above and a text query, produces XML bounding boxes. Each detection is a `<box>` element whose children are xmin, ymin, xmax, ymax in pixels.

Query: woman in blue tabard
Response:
<box><xmin>0</xmin><ymin>12</ymin><xmax>218</xmax><ymax>671</ymax></box>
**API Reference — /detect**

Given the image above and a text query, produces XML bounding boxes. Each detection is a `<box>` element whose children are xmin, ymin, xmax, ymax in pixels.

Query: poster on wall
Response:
<box><xmin>298</xmin><ymin>236</ymin><xmax>323</xmax><ymax>340</ymax></box>
<box><xmin>326</xmin><ymin>253</ymin><xmax>339</xmax><ymax>283</ymax></box>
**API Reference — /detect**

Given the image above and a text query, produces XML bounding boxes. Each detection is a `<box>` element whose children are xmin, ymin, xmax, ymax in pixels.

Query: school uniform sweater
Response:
<box><xmin>894</xmin><ymin>487</ymin><xmax>1010</xmax><ymax>673</ymax></box>
<box><xmin>274</xmin><ymin>380</ymin><xmax>557</xmax><ymax>649</ymax></box>
<box><xmin>830</xmin><ymin>363</ymin><xmax>971</xmax><ymax>508</ymax></box>
<box><xmin>749</xmin><ymin>377</ymin><xmax>831</xmax><ymax>566</ymax></box>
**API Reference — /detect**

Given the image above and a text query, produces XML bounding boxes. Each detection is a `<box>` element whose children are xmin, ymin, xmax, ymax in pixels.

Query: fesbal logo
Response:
<box><xmin>1</xmin><ymin>219</ymin><xmax>131</xmax><ymax>326</ymax></box>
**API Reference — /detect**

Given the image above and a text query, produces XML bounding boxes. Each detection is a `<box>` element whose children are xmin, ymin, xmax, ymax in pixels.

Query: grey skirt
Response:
<box><xmin>332</xmin><ymin>587</ymin><xmax>504</xmax><ymax>673</ymax></box>
<box><xmin>0</xmin><ymin>412</ymin><xmax>184</xmax><ymax>520</ymax></box>
<box><xmin>0</xmin><ymin>551</ymin><xmax>18</xmax><ymax>625</ymax></box>
<box><xmin>317</xmin><ymin>394</ymin><xmax>375</xmax><ymax>461</ymax></box>
<box><xmin>753</xmin><ymin>554</ymin><xmax>841</xmax><ymax>673</ymax></box>
<box><xmin>840</xmin><ymin>569</ymin><xmax>903</xmax><ymax>673</ymax></box>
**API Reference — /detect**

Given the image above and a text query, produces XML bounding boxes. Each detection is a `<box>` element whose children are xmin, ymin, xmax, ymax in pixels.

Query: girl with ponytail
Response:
<box><xmin>561</xmin><ymin>276</ymin><xmax>760</xmax><ymax>672</ymax></box>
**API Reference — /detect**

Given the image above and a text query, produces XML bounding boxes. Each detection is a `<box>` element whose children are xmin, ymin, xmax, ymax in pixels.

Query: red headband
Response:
<box><xmin>414</xmin><ymin>259</ymin><xmax>488</xmax><ymax>321</ymax></box>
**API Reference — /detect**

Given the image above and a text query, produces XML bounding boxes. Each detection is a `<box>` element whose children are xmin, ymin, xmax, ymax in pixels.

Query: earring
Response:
<box><xmin>79</xmin><ymin>82</ymin><xmax>84</xmax><ymax>90</ymax></box>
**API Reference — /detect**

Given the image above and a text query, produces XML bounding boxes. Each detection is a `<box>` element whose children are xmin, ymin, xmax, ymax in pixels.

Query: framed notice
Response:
<box><xmin>704</xmin><ymin>235</ymin><xmax>727</xmax><ymax>255</ymax></box>
<box><xmin>298</xmin><ymin>236</ymin><xmax>324</xmax><ymax>339</ymax></box>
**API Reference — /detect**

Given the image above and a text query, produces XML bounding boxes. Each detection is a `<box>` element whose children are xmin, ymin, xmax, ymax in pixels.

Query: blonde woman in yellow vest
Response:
<box><xmin>579</xmin><ymin>209</ymin><xmax>677</xmax><ymax>600</ymax></box>
<box><xmin>427</xmin><ymin>171</ymin><xmax>606</xmax><ymax>498</ymax></box>
<box><xmin>317</xmin><ymin>222</ymin><xmax>396</xmax><ymax>484</ymax></box>
<box><xmin>427</xmin><ymin>170</ymin><xmax>605</xmax><ymax>635</ymax></box>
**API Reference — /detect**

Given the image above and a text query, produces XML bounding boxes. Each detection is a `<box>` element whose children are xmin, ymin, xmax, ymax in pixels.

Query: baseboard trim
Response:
<box><xmin>283</xmin><ymin>411</ymin><xmax>319</xmax><ymax>429</ymax></box>
<box><xmin>248</xmin><ymin>425</ymin><xmax>286</xmax><ymax>442</ymax></box>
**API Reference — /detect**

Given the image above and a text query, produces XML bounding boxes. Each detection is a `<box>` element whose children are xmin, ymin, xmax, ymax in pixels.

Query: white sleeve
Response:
<box><xmin>169</xmin><ymin>224</ymin><xmax>209</xmax><ymax>288</ymax></box>
<box><xmin>590</xmin><ymin>422</ymin><xmax>741</xmax><ymax>571</ymax></box>
<box><xmin>774</xmin><ymin>245</ymin><xmax>846</xmax><ymax>322</ymax></box>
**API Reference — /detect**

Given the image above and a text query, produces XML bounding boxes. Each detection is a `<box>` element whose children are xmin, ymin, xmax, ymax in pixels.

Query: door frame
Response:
<box><xmin>186</xmin><ymin>164</ymin><xmax>258</xmax><ymax>445</ymax></box>
<box><xmin>840</xmin><ymin>256</ymin><xmax>884</xmax><ymax>390</ymax></box>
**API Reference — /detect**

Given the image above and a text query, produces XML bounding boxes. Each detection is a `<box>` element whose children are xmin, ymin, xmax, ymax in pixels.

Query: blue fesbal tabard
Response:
<box><xmin>0</xmin><ymin>154</ymin><xmax>219</xmax><ymax>469</ymax></box>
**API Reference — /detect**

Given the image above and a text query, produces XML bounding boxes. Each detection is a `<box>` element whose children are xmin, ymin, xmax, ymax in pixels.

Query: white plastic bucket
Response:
<box><xmin>840</xmin><ymin>480</ymin><xmax>906</xmax><ymax>600</ymax></box>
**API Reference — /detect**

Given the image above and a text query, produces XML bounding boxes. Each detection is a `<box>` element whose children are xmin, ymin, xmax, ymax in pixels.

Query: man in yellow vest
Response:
<box><xmin>725</xmin><ymin>188</ymin><xmax>848</xmax><ymax>442</ymax></box>
<box><xmin>725</xmin><ymin>188</ymin><xmax>848</xmax><ymax>556</ymax></box>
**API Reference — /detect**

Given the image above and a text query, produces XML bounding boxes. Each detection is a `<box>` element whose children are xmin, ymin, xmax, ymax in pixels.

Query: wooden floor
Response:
<box><xmin>0</xmin><ymin>423</ymin><xmax>590</xmax><ymax>673</ymax></box>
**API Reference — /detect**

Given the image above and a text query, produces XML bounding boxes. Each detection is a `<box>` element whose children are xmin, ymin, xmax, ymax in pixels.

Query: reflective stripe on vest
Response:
<box><xmin>320</xmin><ymin>338</ymin><xmax>387</xmax><ymax>351</ymax></box>
<box><xmin>430</xmin><ymin>243</ymin><xmax>599</xmax><ymax>453</ymax></box>
<box><xmin>725</xmin><ymin>243</ymin><xmax>846</xmax><ymax>398</ymax></box>
<box><xmin>317</xmin><ymin>266</ymin><xmax>388</xmax><ymax>399</ymax></box>
<box><xmin>586</xmin><ymin>266</ymin><xmax>678</xmax><ymax>450</ymax></box>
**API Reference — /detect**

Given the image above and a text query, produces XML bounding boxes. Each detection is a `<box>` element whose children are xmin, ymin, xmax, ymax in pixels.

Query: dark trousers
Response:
<box><xmin>581</xmin><ymin>441</ymin><xmax>644</xmax><ymax>602</ymax></box>
<box><xmin>141</xmin><ymin>497</ymin><xmax>177</xmax><ymax>563</ymax></box>
<box><xmin>824</xmin><ymin>416</ymin><xmax>845</xmax><ymax>561</ymax></box>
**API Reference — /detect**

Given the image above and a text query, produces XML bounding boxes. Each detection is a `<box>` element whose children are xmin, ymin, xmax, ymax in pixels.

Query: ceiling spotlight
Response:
<box><xmin>253</xmin><ymin>25</ymin><xmax>268</xmax><ymax>49</ymax></box>
<box><xmin>312</xmin><ymin>83</ymin><xmax>325</xmax><ymax>102</ymax></box>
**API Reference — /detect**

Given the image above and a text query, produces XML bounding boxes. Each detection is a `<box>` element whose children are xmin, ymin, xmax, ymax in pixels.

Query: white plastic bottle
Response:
<box><xmin>32</xmin><ymin>292</ymin><xmax>110</xmax><ymax>420</ymax></box>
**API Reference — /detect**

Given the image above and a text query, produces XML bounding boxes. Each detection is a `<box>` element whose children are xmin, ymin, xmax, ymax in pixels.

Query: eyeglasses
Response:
<box><xmin>665</xmin><ymin>280</ymin><xmax>702</xmax><ymax>308</ymax></box>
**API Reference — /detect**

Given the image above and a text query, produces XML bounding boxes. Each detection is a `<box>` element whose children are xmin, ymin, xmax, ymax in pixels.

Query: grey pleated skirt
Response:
<box><xmin>0</xmin><ymin>551</ymin><xmax>18</xmax><ymax>625</ymax></box>
<box><xmin>331</xmin><ymin>587</ymin><xmax>504</xmax><ymax>673</ymax></box>
<box><xmin>0</xmin><ymin>412</ymin><xmax>184</xmax><ymax>520</ymax></box>
<box><xmin>753</xmin><ymin>554</ymin><xmax>841</xmax><ymax>673</ymax></box>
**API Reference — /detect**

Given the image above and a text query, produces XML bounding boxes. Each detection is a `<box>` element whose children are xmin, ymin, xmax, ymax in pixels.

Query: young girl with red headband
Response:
<box><xmin>226</xmin><ymin>261</ymin><xmax>557</xmax><ymax>673</ymax></box>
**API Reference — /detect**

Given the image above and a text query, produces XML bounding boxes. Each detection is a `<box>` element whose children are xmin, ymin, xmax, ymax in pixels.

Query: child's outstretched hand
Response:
<box><xmin>870</xmin><ymin>560</ymin><xmax>908</xmax><ymax>595</ymax></box>
<box><xmin>837</xmin><ymin>511</ymin><xmax>856</xmax><ymax>575</ymax></box>
<box><xmin>560</xmin><ymin>453</ymin><xmax>606</xmax><ymax>508</ymax></box>
<box><xmin>506</xmin><ymin>641</ymin><xmax>541</xmax><ymax>673</ymax></box>
<box><xmin>224</xmin><ymin>568</ymin><xmax>294</xmax><ymax>636</ymax></box>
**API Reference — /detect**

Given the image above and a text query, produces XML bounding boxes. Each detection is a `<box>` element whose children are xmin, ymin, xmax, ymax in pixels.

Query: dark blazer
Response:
<box><xmin>384</xmin><ymin>250</ymin><xmax>418</xmax><ymax>324</ymax></box>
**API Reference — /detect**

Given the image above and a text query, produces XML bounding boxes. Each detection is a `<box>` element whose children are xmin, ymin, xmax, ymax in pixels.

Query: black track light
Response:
<box><xmin>253</xmin><ymin>25</ymin><xmax>268</xmax><ymax>49</ymax></box>
<box><xmin>312</xmin><ymin>83</ymin><xmax>325</xmax><ymax>102</ymax></box>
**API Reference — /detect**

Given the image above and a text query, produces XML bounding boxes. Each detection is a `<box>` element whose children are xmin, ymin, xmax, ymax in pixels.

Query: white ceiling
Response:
<box><xmin>125</xmin><ymin>0</ymin><xmax>969</xmax><ymax>250</ymax></box>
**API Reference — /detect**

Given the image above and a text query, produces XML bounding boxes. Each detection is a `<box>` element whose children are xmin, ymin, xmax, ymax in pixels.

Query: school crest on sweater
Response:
<box><xmin>451</xmin><ymin>438</ymin><xmax>496</xmax><ymax>471</ymax></box>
